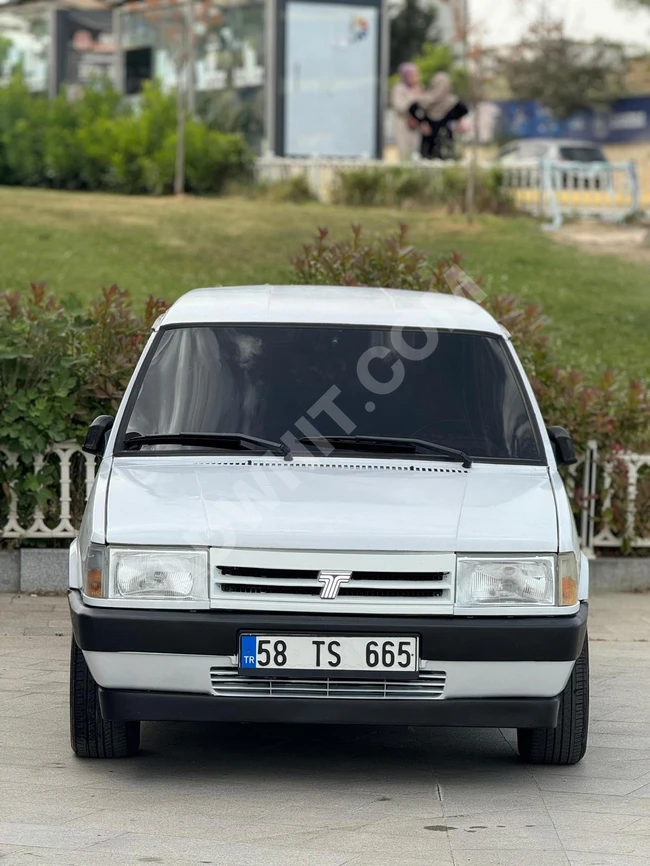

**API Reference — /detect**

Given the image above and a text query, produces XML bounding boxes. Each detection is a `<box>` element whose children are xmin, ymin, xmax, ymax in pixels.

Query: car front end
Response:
<box><xmin>68</xmin><ymin>285</ymin><xmax>589</xmax><ymax>764</ymax></box>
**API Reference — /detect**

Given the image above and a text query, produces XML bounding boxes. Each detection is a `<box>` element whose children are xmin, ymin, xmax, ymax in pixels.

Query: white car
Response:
<box><xmin>495</xmin><ymin>139</ymin><xmax>608</xmax><ymax>189</ymax></box>
<box><xmin>495</xmin><ymin>139</ymin><xmax>607</xmax><ymax>166</ymax></box>
<box><xmin>69</xmin><ymin>285</ymin><xmax>589</xmax><ymax>763</ymax></box>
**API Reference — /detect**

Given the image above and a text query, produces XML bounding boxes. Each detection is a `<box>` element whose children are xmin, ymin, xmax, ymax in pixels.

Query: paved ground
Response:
<box><xmin>1</xmin><ymin>594</ymin><xmax>650</xmax><ymax>866</ymax></box>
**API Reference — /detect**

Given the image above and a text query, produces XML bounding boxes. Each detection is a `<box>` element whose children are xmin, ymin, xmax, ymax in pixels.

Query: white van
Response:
<box><xmin>69</xmin><ymin>285</ymin><xmax>589</xmax><ymax>763</ymax></box>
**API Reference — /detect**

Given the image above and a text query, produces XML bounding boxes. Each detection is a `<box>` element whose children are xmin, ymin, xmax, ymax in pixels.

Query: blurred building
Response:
<box><xmin>0</xmin><ymin>0</ymin><xmax>390</xmax><ymax>157</ymax></box>
<box><xmin>0</xmin><ymin>0</ymin><xmax>116</xmax><ymax>96</ymax></box>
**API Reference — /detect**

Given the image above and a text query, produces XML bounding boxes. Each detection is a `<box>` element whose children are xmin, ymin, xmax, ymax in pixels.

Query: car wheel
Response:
<box><xmin>517</xmin><ymin>635</ymin><xmax>589</xmax><ymax>765</ymax></box>
<box><xmin>70</xmin><ymin>638</ymin><xmax>140</xmax><ymax>758</ymax></box>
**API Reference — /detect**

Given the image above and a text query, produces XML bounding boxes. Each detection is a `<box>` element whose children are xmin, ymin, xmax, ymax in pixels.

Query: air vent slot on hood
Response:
<box><xmin>194</xmin><ymin>457</ymin><xmax>468</xmax><ymax>473</ymax></box>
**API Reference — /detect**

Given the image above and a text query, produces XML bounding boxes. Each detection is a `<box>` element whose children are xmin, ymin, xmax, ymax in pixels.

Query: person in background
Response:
<box><xmin>409</xmin><ymin>71</ymin><xmax>468</xmax><ymax>160</ymax></box>
<box><xmin>390</xmin><ymin>62</ymin><xmax>422</xmax><ymax>161</ymax></box>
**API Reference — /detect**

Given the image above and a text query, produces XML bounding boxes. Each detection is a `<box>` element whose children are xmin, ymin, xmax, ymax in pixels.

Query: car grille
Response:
<box><xmin>210</xmin><ymin>666</ymin><xmax>446</xmax><ymax>700</ymax></box>
<box><xmin>210</xmin><ymin>551</ymin><xmax>455</xmax><ymax>614</ymax></box>
<box><xmin>219</xmin><ymin>566</ymin><xmax>446</xmax><ymax>599</ymax></box>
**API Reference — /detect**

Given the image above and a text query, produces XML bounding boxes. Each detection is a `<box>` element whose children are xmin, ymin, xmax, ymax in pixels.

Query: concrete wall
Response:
<box><xmin>0</xmin><ymin>549</ymin><xmax>69</xmax><ymax>594</ymax></box>
<box><xmin>0</xmin><ymin>547</ymin><xmax>649</xmax><ymax>594</ymax></box>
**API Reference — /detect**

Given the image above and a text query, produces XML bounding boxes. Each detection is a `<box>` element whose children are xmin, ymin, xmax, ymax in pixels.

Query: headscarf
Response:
<box><xmin>398</xmin><ymin>62</ymin><xmax>418</xmax><ymax>86</ymax></box>
<box><xmin>419</xmin><ymin>72</ymin><xmax>459</xmax><ymax>121</ymax></box>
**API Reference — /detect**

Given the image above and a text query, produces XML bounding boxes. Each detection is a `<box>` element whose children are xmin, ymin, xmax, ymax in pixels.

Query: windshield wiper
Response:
<box><xmin>296</xmin><ymin>435</ymin><xmax>472</xmax><ymax>468</ymax></box>
<box><xmin>122</xmin><ymin>432</ymin><xmax>293</xmax><ymax>461</ymax></box>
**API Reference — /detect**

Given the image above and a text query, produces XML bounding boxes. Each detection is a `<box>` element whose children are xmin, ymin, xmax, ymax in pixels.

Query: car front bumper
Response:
<box><xmin>69</xmin><ymin>590</ymin><xmax>588</xmax><ymax>729</ymax></box>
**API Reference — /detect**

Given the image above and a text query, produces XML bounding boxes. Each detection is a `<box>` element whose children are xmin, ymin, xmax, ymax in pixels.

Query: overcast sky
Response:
<box><xmin>466</xmin><ymin>0</ymin><xmax>650</xmax><ymax>49</ymax></box>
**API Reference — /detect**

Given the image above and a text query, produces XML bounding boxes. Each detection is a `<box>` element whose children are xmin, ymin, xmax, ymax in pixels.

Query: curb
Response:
<box><xmin>0</xmin><ymin>549</ymin><xmax>68</xmax><ymax>594</ymax></box>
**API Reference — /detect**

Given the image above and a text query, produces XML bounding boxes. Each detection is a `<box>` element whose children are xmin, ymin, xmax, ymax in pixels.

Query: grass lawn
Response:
<box><xmin>1</xmin><ymin>186</ymin><xmax>648</xmax><ymax>380</ymax></box>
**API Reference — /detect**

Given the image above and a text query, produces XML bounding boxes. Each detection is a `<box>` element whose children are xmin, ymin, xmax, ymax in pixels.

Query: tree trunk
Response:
<box><xmin>465</xmin><ymin>103</ymin><xmax>478</xmax><ymax>225</ymax></box>
<box><xmin>174</xmin><ymin>67</ymin><xmax>186</xmax><ymax>196</ymax></box>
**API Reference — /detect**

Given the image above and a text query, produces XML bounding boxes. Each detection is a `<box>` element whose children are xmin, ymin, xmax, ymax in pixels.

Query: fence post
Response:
<box><xmin>581</xmin><ymin>440</ymin><xmax>599</xmax><ymax>558</ymax></box>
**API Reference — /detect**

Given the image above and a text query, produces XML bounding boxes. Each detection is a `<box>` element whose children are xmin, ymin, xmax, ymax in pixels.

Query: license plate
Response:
<box><xmin>239</xmin><ymin>635</ymin><xmax>419</xmax><ymax>677</ymax></box>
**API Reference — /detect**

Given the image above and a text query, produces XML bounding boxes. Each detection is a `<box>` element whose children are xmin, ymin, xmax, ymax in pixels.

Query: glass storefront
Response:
<box><xmin>58</xmin><ymin>10</ymin><xmax>116</xmax><ymax>95</ymax></box>
<box><xmin>0</xmin><ymin>2</ymin><xmax>52</xmax><ymax>93</ymax></box>
<box><xmin>118</xmin><ymin>0</ymin><xmax>266</xmax><ymax>151</ymax></box>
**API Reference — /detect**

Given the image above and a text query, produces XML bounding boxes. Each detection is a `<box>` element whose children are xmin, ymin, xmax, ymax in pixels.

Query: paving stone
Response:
<box><xmin>452</xmin><ymin>854</ymin><xmax>570</xmax><ymax>866</ymax></box>
<box><xmin>0</xmin><ymin>592</ymin><xmax>648</xmax><ymax>866</ymax></box>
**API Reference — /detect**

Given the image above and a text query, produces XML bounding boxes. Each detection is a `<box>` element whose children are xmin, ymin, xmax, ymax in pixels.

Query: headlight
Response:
<box><xmin>82</xmin><ymin>545</ymin><xmax>209</xmax><ymax>605</ymax></box>
<box><xmin>456</xmin><ymin>556</ymin><xmax>555</xmax><ymax>607</ymax></box>
<box><xmin>108</xmin><ymin>548</ymin><xmax>208</xmax><ymax>601</ymax></box>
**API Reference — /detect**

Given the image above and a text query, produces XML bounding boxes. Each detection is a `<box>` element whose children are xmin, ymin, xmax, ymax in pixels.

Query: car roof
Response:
<box><xmin>158</xmin><ymin>285</ymin><xmax>503</xmax><ymax>335</ymax></box>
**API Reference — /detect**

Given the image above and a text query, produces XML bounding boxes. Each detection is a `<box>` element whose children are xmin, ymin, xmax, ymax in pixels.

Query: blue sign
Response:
<box><xmin>496</xmin><ymin>96</ymin><xmax>650</xmax><ymax>144</ymax></box>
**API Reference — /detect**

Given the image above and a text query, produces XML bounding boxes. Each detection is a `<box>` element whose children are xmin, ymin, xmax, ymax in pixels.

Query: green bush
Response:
<box><xmin>0</xmin><ymin>75</ymin><xmax>252</xmax><ymax>195</ymax></box>
<box><xmin>263</xmin><ymin>175</ymin><xmax>315</xmax><ymax>203</ymax></box>
<box><xmin>331</xmin><ymin>165</ymin><xmax>513</xmax><ymax>214</ymax></box>
<box><xmin>0</xmin><ymin>284</ymin><xmax>168</xmax><ymax>527</ymax></box>
<box><xmin>332</xmin><ymin>169</ymin><xmax>389</xmax><ymax>206</ymax></box>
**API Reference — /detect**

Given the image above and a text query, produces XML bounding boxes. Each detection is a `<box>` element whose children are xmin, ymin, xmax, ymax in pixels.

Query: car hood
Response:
<box><xmin>105</xmin><ymin>456</ymin><xmax>558</xmax><ymax>552</ymax></box>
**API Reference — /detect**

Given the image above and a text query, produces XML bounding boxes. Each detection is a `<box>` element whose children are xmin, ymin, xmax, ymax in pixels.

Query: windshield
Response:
<box><xmin>559</xmin><ymin>146</ymin><xmax>605</xmax><ymax>163</ymax></box>
<box><xmin>118</xmin><ymin>325</ymin><xmax>542</xmax><ymax>462</ymax></box>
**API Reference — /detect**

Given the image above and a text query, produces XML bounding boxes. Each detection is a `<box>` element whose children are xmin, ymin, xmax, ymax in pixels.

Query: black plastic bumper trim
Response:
<box><xmin>69</xmin><ymin>591</ymin><xmax>587</xmax><ymax>662</ymax></box>
<box><xmin>98</xmin><ymin>688</ymin><xmax>561</xmax><ymax>728</ymax></box>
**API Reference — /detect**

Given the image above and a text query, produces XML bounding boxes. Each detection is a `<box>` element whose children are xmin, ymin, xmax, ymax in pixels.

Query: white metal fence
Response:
<box><xmin>503</xmin><ymin>159</ymin><xmax>640</xmax><ymax>228</ymax></box>
<box><xmin>255</xmin><ymin>156</ymin><xmax>640</xmax><ymax>228</ymax></box>
<box><xmin>1</xmin><ymin>441</ymin><xmax>649</xmax><ymax>552</ymax></box>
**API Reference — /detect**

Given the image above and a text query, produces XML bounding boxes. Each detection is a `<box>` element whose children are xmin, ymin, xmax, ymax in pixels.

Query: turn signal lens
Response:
<box><xmin>559</xmin><ymin>552</ymin><xmax>579</xmax><ymax>606</ymax></box>
<box><xmin>82</xmin><ymin>544</ymin><xmax>105</xmax><ymax>598</ymax></box>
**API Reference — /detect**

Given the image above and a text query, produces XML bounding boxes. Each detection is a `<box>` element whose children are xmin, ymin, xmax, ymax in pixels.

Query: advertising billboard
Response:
<box><xmin>277</xmin><ymin>0</ymin><xmax>383</xmax><ymax>158</ymax></box>
<box><xmin>496</xmin><ymin>96</ymin><xmax>650</xmax><ymax>145</ymax></box>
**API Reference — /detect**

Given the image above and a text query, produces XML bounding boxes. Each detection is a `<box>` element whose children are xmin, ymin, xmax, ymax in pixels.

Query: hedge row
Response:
<box><xmin>0</xmin><ymin>76</ymin><xmax>252</xmax><ymax>195</ymax></box>
<box><xmin>331</xmin><ymin>166</ymin><xmax>515</xmax><ymax>215</ymax></box>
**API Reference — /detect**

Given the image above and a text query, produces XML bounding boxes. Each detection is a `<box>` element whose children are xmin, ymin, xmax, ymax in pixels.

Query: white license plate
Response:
<box><xmin>239</xmin><ymin>635</ymin><xmax>419</xmax><ymax>676</ymax></box>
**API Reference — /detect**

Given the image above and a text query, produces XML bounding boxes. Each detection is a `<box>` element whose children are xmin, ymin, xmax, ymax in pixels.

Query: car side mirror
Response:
<box><xmin>83</xmin><ymin>415</ymin><xmax>114</xmax><ymax>456</ymax></box>
<box><xmin>547</xmin><ymin>426</ymin><xmax>577</xmax><ymax>467</ymax></box>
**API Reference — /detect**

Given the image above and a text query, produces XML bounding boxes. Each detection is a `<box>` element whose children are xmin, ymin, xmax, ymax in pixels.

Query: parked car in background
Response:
<box><xmin>494</xmin><ymin>139</ymin><xmax>609</xmax><ymax>189</ymax></box>
<box><xmin>495</xmin><ymin>139</ymin><xmax>607</xmax><ymax>166</ymax></box>
<box><xmin>69</xmin><ymin>285</ymin><xmax>589</xmax><ymax>765</ymax></box>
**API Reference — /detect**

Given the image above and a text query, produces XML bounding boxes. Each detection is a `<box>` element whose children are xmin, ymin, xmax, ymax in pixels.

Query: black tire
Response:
<box><xmin>517</xmin><ymin>635</ymin><xmax>589</xmax><ymax>765</ymax></box>
<box><xmin>70</xmin><ymin>638</ymin><xmax>140</xmax><ymax>758</ymax></box>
